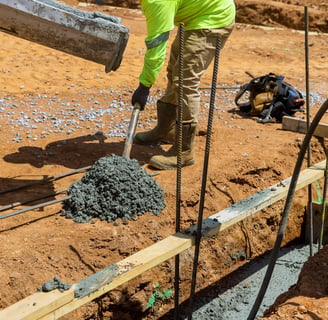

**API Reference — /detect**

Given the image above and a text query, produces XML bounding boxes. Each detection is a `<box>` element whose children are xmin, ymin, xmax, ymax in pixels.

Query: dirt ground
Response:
<box><xmin>0</xmin><ymin>0</ymin><xmax>327</xmax><ymax>319</ymax></box>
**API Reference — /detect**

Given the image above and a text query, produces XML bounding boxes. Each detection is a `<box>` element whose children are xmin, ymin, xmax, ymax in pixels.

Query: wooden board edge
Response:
<box><xmin>282</xmin><ymin>116</ymin><xmax>328</xmax><ymax>138</ymax></box>
<box><xmin>0</xmin><ymin>289</ymin><xmax>74</xmax><ymax>320</ymax></box>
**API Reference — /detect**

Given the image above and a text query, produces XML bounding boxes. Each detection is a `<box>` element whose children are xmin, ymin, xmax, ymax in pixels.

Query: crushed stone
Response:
<box><xmin>61</xmin><ymin>154</ymin><xmax>165</xmax><ymax>223</ymax></box>
<box><xmin>1</xmin><ymin>90</ymin><xmax>325</xmax><ymax>143</ymax></box>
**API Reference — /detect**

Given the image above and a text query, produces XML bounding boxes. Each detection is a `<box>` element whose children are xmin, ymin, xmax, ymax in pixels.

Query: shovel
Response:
<box><xmin>122</xmin><ymin>103</ymin><xmax>141</xmax><ymax>158</ymax></box>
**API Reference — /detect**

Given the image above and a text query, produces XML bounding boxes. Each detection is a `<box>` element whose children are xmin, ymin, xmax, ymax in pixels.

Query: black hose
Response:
<box><xmin>247</xmin><ymin>98</ymin><xmax>328</xmax><ymax>320</ymax></box>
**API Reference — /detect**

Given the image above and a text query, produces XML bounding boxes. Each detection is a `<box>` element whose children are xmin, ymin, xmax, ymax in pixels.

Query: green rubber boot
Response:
<box><xmin>135</xmin><ymin>101</ymin><xmax>176</xmax><ymax>145</ymax></box>
<box><xmin>149</xmin><ymin>123</ymin><xmax>196</xmax><ymax>170</ymax></box>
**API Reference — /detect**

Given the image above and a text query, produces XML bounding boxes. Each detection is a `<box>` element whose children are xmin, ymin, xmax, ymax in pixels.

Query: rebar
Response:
<box><xmin>319</xmin><ymin>149</ymin><xmax>328</xmax><ymax>249</ymax></box>
<box><xmin>187</xmin><ymin>36</ymin><xmax>222</xmax><ymax>320</ymax></box>
<box><xmin>304</xmin><ymin>6</ymin><xmax>314</xmax><ymax>256</ymax></box>
<box><xmin>174</xmin><ymin>22</ymin><xmax>184</xmax><ymax>320</ymax></box>
<box><xmin>0</xmin><ymin>189</ymin><xmax>66</xmax><ymax>212</ymax></box>
<box><xmin>0</xmin><ymin>166</ymin><xmax>90</xmax><ymax>195</ymax></box>
<box><xmin>200</xmin><ymin>86</ymin><xmax>240</xmax><ymax>90</ymax></box>
<box><xmin>0</xmin><ymin>196</ymin><xmax>70</xmax><ymax>219</ymax></box>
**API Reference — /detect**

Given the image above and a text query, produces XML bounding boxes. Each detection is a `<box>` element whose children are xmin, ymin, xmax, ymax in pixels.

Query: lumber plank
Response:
<box><xmin>1</xmin><ymin>161</ymin><xmax>325</xmax><ymax>320</ymax></box>
<box><xmin>0</xmin><ymin>289</ymin><xmax>74</xmax><ymax>320</ymax></box>
<box><xmin>190</xmin><ymin>160</ymin><xmax>326</xmax><ymax>238</ymax></box>
<box><xmin>40</xmin><ymin>233</ymin><xmax>194</xmax><ymax>320</ymax></box>
<box><xmin>282</xmin><ymin>116</ymin><xmax>328</xmax><ymax>137</ymax></box>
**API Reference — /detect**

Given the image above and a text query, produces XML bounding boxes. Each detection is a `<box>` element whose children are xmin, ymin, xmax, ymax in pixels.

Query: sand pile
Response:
<box><xmin>61</xmin><ymin>155</ymin><xmax>165</xmax><ymax>223</ymax></box>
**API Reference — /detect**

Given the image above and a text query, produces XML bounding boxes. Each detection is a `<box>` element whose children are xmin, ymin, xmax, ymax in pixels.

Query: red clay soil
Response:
<box><xmin>0</xmin><ymin>1</ymin><xmax>327</xmax><ymax>319</ymax></box>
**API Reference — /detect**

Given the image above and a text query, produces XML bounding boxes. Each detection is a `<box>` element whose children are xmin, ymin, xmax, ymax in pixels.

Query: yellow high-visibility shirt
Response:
<box><xmin>139</xmin><ymin>0</ymin><xmax>236</xmax><ymax>87</ymax></box>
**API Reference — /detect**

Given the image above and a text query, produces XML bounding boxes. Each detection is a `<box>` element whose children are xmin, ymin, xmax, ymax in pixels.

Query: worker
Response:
<box><xmin>131</xmin><ymin>0</ymin><xmax>236</xmax><ymax>170</ymax></box>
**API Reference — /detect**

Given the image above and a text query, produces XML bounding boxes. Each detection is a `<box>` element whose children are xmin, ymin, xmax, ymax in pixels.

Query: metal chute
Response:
<box><xmin>0</xmin><ymin>0</ymin><xmax>129</xmax><ymax>72</ymax></box>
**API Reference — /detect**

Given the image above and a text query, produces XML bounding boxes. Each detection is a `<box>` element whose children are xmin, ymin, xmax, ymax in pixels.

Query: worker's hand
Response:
<box><xmin>132</xmin><ymin>83</ymin><xmax>150</xmax><ymax>110</ymax></box>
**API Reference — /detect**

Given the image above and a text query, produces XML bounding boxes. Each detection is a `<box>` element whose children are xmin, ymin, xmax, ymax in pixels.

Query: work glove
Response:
<box><xmin>132</xmin><ymin>83</ymin><xmax>150</xmax><ymax>110</ymax></box>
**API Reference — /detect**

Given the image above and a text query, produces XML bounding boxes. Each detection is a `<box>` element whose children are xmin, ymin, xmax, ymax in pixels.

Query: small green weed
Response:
<box><xmin>145</xmin><ymin>283</ymin><xmax>172</xmax><ymax>310</ymax></box>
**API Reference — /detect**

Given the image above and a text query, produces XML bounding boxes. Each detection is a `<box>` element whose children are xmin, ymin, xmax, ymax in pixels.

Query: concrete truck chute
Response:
<box><xmin>0</xmin><ymin>0</ymin><xmax>129</xmax><ymax>72</ymax></box>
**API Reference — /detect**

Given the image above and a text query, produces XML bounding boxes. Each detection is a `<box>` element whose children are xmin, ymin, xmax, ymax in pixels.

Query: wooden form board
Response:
<box><xmin>0</xmin><ymin>160</ymin><xmax>325</xmax><ymax>320</ymax></box>
<box><xmin>0</xmin><ymin>289</ymin><xmax>74</xmax><ymax>320</ymax></box>
<box><xmin>282</xmin><ymin>116</ymin><xmax>328</xmax><ymax>138</ymax></box>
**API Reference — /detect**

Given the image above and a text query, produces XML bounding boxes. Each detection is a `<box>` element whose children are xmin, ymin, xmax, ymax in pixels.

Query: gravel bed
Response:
<box><xmin>0</xmin><ymin>89</ymin><xmax>325</xmax><ymax>144</ymax></box>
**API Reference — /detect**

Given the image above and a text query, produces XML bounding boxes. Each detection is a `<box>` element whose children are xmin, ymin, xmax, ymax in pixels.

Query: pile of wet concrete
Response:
<box><xmin>61</xmin><ymin>155</ymin><xmax>165</xmax><ymax>223</ymax></box>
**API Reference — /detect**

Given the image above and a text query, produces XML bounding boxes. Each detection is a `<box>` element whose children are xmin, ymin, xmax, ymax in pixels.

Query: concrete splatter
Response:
<box><xmin>37</xmin><ymin>276</ymin><xmax>71</xmax><ymax>293</ymax></box>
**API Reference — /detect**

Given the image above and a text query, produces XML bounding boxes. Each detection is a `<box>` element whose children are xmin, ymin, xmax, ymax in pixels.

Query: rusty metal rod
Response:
<box><xmin>0</xmin><ymin>189</ymin><xmax>67</xmax><ymax>212</ymax></box>
<box><xmin>200</xmin><ymin>86</ymin><xmax>239</xmax><ymax>90</ymax></box>
<box><xmin>0</xmin><ymin>166</ymin><xmax>91</xmax><ymax>195</ymax></box>
<box><xmin>0</xmin><ymin>196</ymin><xmax>70</xmax><ymax>219</ymax></box>
<box><xmin>319</xmin><ymin>156</ymin><xmax>328</xmax><ymax>249</ymax></box>
<box><xmin>304</xmin><ymin>6</ymin><xmax>314</xmax><ymax>256</ymax></box>
<box><xmin>188</xmin><ymin>36</ymin><xmax>222</xmax><ymax>320</ymax></box>
<box><xmin>174</xmin><ymin>22</ymin><xmax>184</xmax><ymax>320</ymax></box>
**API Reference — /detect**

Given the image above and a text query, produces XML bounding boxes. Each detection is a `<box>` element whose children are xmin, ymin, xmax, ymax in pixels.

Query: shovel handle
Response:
<box><xmin>122</xmin><ymin>103</ymin><xmax>141</xmax><ymax>158</ymax></box>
